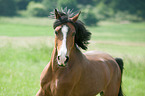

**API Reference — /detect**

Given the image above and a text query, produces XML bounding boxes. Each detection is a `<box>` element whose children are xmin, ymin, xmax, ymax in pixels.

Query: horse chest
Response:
<box><xmin>44</xmin><ymin>72</ymin><xmax>75</xmax><ymax>95</ymax></box>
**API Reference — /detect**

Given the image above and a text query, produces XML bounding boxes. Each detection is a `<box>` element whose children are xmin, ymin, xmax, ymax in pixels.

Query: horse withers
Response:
<box><xmin>36</xmin><ymin>9</ymin><xmax>124</xmax><ymax>96</ymax></box>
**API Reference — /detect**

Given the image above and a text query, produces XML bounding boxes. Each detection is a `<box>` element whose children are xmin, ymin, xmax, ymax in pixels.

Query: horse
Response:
<box><xmin>36</xmin><ymin>9</ymin><xmax>124</xmax><ymax>96</ymax></box>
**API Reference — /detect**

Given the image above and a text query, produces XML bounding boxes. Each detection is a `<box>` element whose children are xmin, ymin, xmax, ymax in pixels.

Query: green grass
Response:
<box><xmin>0</xmin><ymin>17</ymin><xmax>145</xmax><ymax>96</ymax></box>
<box><xmin>89</xmin><ymin>22</ymin><xmax>145</xmax><ymax>42</ymax></box>
<box><xmin>0</xmin><ymin>44</ymin><xmax>53</xmax><ymax>96</ymax></box>
<box><xmin>0</xmin><ymin>17</ymin><xmax>54</xmax><ymax>36</ymax></box>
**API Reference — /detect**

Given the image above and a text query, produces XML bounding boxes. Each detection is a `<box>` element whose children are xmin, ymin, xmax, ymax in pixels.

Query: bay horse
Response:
<box><xmin>36</xmin><ymin>9</ymin><xmax>124</xmax><ymax>96</ymax></box>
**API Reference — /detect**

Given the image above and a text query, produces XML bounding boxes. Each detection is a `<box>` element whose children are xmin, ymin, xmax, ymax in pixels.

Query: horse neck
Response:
<box><xmin>50</xmin><ymin>47</ymin><xmax>58</xmax><ymax>71</ymax></box>
<box><xmin>50</xmin><ymin>45</ymin><xmax>83</xmax><ymax>71</ymax></box>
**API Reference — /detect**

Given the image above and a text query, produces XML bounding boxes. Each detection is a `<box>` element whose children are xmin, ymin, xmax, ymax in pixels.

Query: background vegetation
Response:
<box><xmin>0</xmin><ymin>0</ymin><xmax>145</xmax><ymax>25</ymax></box>
<box><xmin>0</xmin><ymin>0</ymin><xmax>145</xmax><ymax>96</ymax></box>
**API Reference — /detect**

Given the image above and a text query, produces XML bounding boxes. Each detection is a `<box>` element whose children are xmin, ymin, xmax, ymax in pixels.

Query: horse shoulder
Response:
<box><xmin>84</xmin><ymin>51</ymin><xmax>115</xmax><ymax>62</ymax></box>
<box><xmin>85</xmin><ymin>51</ymin><xmax>121</xmax><ymax>81</ymax></box>
<box><xmin>40</xmin><ymin>62</ymin><xmax>52</xmax><ymax>88</ymax></box>
<box><xmin>83</xmin><ymin>51</ymin><xmax>119</xmax><ymax>84</ymax></box>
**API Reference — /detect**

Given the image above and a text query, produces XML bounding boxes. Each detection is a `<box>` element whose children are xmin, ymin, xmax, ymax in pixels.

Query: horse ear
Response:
<box><xmin>70</xmin><ymin>11</ymin><xmax>81</xmax><ymax>22</ymax></box>
<box><xmin>55</xmin><ymin>9</ymin><xmax>61</xmax><ymax>19</ymax></box>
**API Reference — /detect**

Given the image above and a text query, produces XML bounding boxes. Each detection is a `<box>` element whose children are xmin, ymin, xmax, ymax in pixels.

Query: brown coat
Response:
<box><xmin>36</xmin><ymin>47</ymin><xmax>121</xmax><ymax>96</ymax></box>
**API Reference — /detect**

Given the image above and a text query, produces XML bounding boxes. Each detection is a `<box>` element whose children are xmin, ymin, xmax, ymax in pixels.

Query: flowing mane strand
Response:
<box><xmin>52</xmin><ymin>9</ymin><xmax>91</xmax><ymax>50</ymax></box>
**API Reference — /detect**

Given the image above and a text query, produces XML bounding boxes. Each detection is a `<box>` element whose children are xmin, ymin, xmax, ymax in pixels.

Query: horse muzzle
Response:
<box><xmin>57</xmin><ymin>55</ymin><xmax>69</xmax><ymax>67</ymax></box>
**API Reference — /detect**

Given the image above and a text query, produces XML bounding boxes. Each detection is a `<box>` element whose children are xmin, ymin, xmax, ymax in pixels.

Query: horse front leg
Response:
<box><xmin>54</xmin><ymin>83</ymin><xmax>74</xmax><ymax>96</ymax></box>
<box><xmin>36</xmin><ymin>87</ymin><xmax>52</xmax><ymax>96</ymax></box>
<box><xmin>36</xmin><ymin>88</ymin><xmax>45</xmax><ymax>96</ymax></box>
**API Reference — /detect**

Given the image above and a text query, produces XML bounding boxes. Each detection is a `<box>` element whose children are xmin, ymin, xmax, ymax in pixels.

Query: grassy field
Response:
<box><xmin>0</xmin><ymin>17</ymin><xmax>145</xmax><ymax>96</ymax></box>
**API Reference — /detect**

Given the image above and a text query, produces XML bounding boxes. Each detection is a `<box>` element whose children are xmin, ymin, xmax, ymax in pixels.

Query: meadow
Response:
<box><xmin>0</xmin><ymin>17</ymin><xmax>145</xmax><ymax>96</ymax></box>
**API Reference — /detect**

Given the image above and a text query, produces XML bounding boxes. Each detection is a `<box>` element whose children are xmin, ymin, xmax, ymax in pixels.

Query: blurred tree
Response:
<box><xmin>15</xmin><ymin>0</ymin><xmax>29</xmax><ymax>10</ymax></box>
<box><xmin>114</xmin><ymin>0</ymin><xmax>145</xmax><ymax>19</ymax></box>
<box><xmin>42</xmin><ymin>0</ymin><xmax>78</xmax><ymax>13</ymax></box>
<box><xmin>79</xmin><ymin>5</ymin><xmax>99</xmax><ymax>26</ymax></box>
<box><xmin>42</xmin><ymin>0</ymin><xmax>57</xmax><ymax>12</ymax></box>
<box><xmin>57</xmin><ymin>0</ymin><xmax>78</xmax><ymax>10</ymax></box>
<box><xmin>94</xmin><ymin>0</ymin><xmax>145</xmax><ymax>20</ymax></box>
<box><xmin>15</xmin><ymin>0</ymin><xmax>42</xmax><ymax>10</ymax></box>
<box><xmin>1</xmin><ymin>0</ymin><xmax>144</xmax><ymax>21</ymax></box>
<box><xmin>77</xmin><ymin>0</ymin><xmax>95</xmax><ymax>5</ymax></box>
<box><xmin>34</xmin><ymin>0</ymin><xmax>43</xmax><ymax>2</ymax></box>
<box><xmin>27</xmin><ymin>1</ymin><xmax>48</xmax><ymax>17</ymax></box>
<box><xmin>81</xmin><ymin>11</ymin><xmax>99</xmax><ymax>26</ymax></box>
<box><xmin>0</xmin><ymin>0</ymin><xmax>17</xmax><ymax>16</ymax></box>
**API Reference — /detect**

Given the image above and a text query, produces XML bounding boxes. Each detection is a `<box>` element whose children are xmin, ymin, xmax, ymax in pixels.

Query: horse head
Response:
<box><xmin>54</xmin><ymin>9</ymin><xmax>81</xmax><ymax>67</ymax></box>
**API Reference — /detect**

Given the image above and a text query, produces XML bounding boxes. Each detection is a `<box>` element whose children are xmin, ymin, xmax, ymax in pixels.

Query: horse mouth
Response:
<box><xmin>58</xmin><ymin>63</ymin><xmax>66</xmax><ymax>67</ymax></box>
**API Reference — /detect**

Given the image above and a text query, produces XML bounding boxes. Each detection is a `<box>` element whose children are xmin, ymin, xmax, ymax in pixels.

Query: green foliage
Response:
<box><xmin>79</xmin><ymin>5</ymin><xmax>99</xmax><ymax>26</ymax></box>
<box><xmin>1</xmin><ymin>0</ymin><xmax>145</xmax><ymax>23</ymax></box>
<box><xmin>15</xmin><ymin>0</ymin><xmax>43</xmax><ymax>10</ymax></box>
<box><xmin>112</xmin><ymin>11</ymin><xmax>143</xmax><ymax>22</ymax></box>
<box><xmin>95</xmin><ymin>2</ymin><xmax>114</xmax><ymax>20</ymax></box>
<box><xmin>104</xmin><ymin>0</ymin><xmax>145</xmax><ymax>20</ymax></box>
<box><xmin>15</xmin><ymin>0</ymin><xmax>30</xmax><ymax>10</ymax></box>
<box><xmin>27</xmin><ymin>2</ymin><xmax>48</xmax><ymax>17</ymax></box>
<box><xmin>42</xmin><ymin>0</ymin><xmax>57</xmax><ymax>12</ymax></box>
<box><xmin>57</xmin><ymin>0</ymin><xmax>78</xmax><ymax>10</ymax></box>
<box><xmin>0</xmin><ymin>0</ymin><xmax>145</xmax><ymax>22</ymax></box>
<box><xmin>81</xmin><ymin>11</ymin><xmax>99</xmax><ymax>26</ymax></box>
<box><xmin>77</xmin><ymin>0</ymin><xmax>96</xmax><ymax>5</ymax></box>
<box><xmin>0</xmin><ymin>0</ymin><xmax>17</xmax><ymax>16</ymax></box>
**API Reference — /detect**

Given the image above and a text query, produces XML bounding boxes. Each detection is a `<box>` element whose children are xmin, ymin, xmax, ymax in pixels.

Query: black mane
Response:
<box><xmin>53</xmin><ymin>11</ymin><xmax>91</xmax><ymax>50</ymax></box>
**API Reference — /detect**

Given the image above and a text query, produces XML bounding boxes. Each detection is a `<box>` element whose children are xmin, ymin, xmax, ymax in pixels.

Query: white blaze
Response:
<box><xmin>57</xmin><ymin>25</ymin><xmax>68</xmax><ymax>65</ymax></box>
<box><xmin>55</xmin><ymin>79</ymin><xmax>59</xmax><ymax>87</ymax></box>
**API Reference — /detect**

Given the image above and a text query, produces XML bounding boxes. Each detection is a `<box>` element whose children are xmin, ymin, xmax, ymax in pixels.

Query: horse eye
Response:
<box><xmin>72</xmin><ymin>33</ymin><xmax>75</xmax><ymax>36</ymax></box>
<box><xmin>55</xmin><ymin>31</ymin><xmax>58</xmax><ymax>35</ymax></box>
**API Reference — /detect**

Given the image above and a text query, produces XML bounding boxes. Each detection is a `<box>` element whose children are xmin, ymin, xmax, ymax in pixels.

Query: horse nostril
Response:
<box><xmin>58</xmin><ymin>56</ymin><xmax>60</xmax><ymax>60</ymax></box>
<box><xmin>64</xmin><ymin>56</ymin><xmax>69</xmax><ymax>64</ymax></box>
